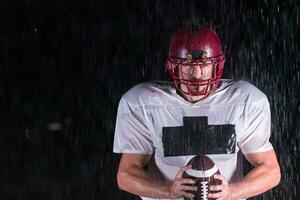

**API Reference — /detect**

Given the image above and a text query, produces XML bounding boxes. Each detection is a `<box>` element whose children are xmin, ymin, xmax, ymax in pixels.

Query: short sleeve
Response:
<box><xmin>238</xmin><ymin>97</ymin><xmax>274</xmax><ymax>154</ymax></box>
<box><xmin>113</xmin><ymin>97</ymin><xmax>154</xmax><ymax>154</ymax></box>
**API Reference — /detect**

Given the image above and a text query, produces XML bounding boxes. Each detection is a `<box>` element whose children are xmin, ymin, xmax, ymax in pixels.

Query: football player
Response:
<box><xmin>113</xmin><ymin>25</ymin><xmax>281</xmax><ymax>200</ymax></box>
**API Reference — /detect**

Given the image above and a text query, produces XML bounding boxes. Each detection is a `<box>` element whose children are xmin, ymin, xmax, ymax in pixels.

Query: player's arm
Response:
<box><xmin>231</xmin><ymin>149</ymin><xmax>281</xmax><ymax>198</ymax></box>
<box><xmin>209</xmin><ymin>149</ymin><xmax>281</xmax><ymax>200</ymax></box>
<box><xmin>117</xmin><ymin>153</ymin><xmax>197</xmax><ymax>199</ymax></box>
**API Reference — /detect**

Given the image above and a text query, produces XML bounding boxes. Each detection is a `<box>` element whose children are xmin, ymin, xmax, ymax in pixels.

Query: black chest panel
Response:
<box><xmin>162</xmin><ymin>116</ymin><xmax>236</xmax><ymax>157</ymax></box>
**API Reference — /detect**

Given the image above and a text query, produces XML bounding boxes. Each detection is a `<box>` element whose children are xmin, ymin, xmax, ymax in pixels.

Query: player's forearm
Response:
<box><xmin>230</xmin><ymin>163</ymin><xmax>281</xmax><ymax>199</ymax></box>
<box><xmin>117</xmin><ymin>165</ymin><xmax>171</xmax><ymax>199</ymax></box>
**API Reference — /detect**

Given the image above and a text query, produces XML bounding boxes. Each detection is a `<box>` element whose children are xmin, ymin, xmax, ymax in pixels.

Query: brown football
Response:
<box><xmin>182</xmin><ymin>155</ymin><xmax>221</xmax><ymax>200</ymax></box>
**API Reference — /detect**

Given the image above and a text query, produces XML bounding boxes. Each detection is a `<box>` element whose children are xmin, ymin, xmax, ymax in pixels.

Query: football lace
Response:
<box><xmin>201</xmin><ymin>181</ymin><xmax>209</xmax><ymax>200</ymax></box>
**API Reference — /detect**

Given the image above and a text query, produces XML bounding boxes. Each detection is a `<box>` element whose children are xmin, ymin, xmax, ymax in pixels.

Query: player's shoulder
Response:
<box><xmin>218</xmin><ymin>79</ymin><xmax>269</xmax><ymax>105</ymax></box>
<box><xmin>122</xmin><ymin>81</ymin><xmax>172</xmax><ymax>100</ymax></box>
<box><xmin>119</xmin><ymin>81</ymin><xmax>174</xmax><ymax>109</ymax></box>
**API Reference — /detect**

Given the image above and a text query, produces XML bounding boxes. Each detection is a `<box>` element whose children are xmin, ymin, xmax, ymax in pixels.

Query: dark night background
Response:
<box><xmin>0</xmin><ymin>0</ymin><xmax>299</xmax><ymax>199</ymax></box>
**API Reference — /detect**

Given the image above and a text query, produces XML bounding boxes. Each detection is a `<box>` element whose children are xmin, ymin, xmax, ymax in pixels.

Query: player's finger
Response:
<box><xmin>208</xmin><ymin>191</ymin><xmax>223</xmax><ymax>199</ymax></box>
<box><xmin>210</xmin><ymin>184</ymin><xmax>223</xmax><ymax>191</ymax></box>
<box><xmin>214</xmin><ymin>174</ymin><xmax>228</xmax><ymax>186</ymax></box>
<box><xmin>176</xmin><ymin>165</ymin><xmax>192</xmax><ymax>178</ymax></box>
<box><xmin>176</xmin><ymin>178</ymin><xmax>196</xmax><ymax>185</ymax></box>
<box><xmin>178</xmin><ymin>191</ymin><xmax>195</xmax><ymax>199</ymax></box>
<box><xmin>176</xmin><ymin>185</ymin><xmax>198</xmax><ymax>192</ymax></box>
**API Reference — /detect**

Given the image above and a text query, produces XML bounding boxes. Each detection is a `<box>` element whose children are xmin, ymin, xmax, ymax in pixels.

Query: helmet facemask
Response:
<box><xmin>167</xmin><ymin>55</ymin><xmax>225</xmax><ymax>97</ymax></box>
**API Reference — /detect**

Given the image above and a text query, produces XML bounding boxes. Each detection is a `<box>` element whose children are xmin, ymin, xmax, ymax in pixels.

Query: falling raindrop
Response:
<box><xmin>1</xmin><ymin>0</ymin><xmax>299</xmax><ymax>199</ymax></box>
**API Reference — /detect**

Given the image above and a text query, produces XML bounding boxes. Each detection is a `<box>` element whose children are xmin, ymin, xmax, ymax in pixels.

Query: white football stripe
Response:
<box><xmin>185</xmin><ymin>165</ymin><xmax>219</xmax><ymax>178</ymax></box>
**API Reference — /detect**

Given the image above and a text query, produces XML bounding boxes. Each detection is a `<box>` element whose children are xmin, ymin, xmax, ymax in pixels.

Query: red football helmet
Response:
<box><xmin>166</xmin><ymin>26</ymin><xmax>225</xmax><ymax>97</ymax></box>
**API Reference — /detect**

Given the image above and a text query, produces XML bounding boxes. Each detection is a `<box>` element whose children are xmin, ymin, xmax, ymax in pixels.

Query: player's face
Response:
<box><xmin>179</xmin><ymin>63</ymin><xmax>214</xmax><ymax>102</ymax></box>
<box><xmin>181</xmin><ymin>64</ymin><xmax>213</xmax><ymax>80</ymax></box>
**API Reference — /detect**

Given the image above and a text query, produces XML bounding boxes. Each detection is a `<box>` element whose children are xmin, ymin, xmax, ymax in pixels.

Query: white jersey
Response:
<box><xmin>113</xmin><ymin>79</ymin><xmax>273</xmax><ymax>200</ymax></box>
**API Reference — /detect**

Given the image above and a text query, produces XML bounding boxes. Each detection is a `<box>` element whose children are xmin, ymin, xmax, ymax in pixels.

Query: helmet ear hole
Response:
<box><xmin>174</xmin><ymin>64</ymin><xmax>181</xmax><ymax>77</ymax></box>
<box><xmin>215</xmin><ymin>64</ymin><xmax>219</xmax><ymax>77</ymax></box>
<box><xmin>174</xmin><ymin>64</ymin><xmax>179</xmax><ymax>73</ymax></box>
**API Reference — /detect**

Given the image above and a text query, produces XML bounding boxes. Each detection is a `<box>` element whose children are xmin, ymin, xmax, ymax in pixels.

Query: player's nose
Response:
<box><xmin>192</xmin><ymin>66</ymin><xmax>203</xmax><ymax>79</ymax></box>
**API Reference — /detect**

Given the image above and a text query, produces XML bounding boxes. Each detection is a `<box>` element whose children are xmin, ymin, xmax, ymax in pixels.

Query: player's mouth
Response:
<box><xmin>190</xmin><ymin>85</ymin><xmax>205</xmax><ymax>93</ymax></box>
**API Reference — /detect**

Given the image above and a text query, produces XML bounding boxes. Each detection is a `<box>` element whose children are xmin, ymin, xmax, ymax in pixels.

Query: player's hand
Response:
<box><xmin>168</xmin><ymin>165</ymin><xmax>198</xmax><ymax>199</ymax></box>
<box><xmin>208</xmin><ymin>174</ymin><xmax>234</xmax><ymax>200</ymax></box>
